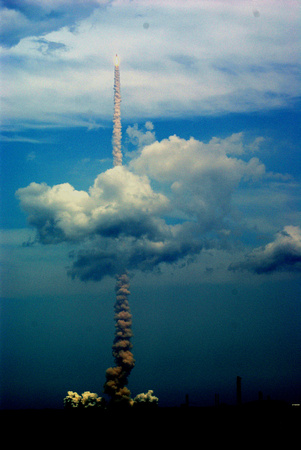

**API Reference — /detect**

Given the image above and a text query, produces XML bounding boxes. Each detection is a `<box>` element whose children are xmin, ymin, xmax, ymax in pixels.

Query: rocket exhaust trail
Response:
<box><xmin>104</xmin><ymin>57</ymin><xmax>135</xmax><ymax>404</ymax></box>
<box><xmin>104</xmin><ymin>272</ymin><xmax>135</xmax><ymax>403</ymax></box>
<box><xmin>112</xmin><ymin>55</ymin><xmax>122</xmax><ymax>166</ymax></box>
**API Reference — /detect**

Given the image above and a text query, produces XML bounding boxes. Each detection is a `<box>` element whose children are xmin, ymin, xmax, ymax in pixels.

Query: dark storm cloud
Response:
<box><xmin>229</xmin><ymin>226</ymin><xmax>301</xmax><ymax>274</ymax></box>
<box><xmin>67</xmin><ymin>235</ymin><xmax>203</xmax><ymax>282</ymax></box>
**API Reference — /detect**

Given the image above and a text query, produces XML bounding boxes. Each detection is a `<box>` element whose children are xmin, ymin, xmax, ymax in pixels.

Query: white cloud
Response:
<box><xmin>1</xmin><ymin>0</ymin><xmax>299</xmax><ymax>128</ymax></box>
<box><xmin>229</xmin><ymin>225</ymin><xmax>301</xmax><ymax>273</ymax></box>
<box><xmin>208</xmin><ymin>133</ymin><xmax>245</xmax><ymax>155</ymax></box>
<box><xmin>0</xmin><ymin>1</ymin><xmax>108</xmax><ymax>47</ymax></box>
<box><xmin>130</xmin><ymin>133</ymin><xmax>266</xmax><ymax>230</ymax></box>
<box><xmin>16</xmin><ymin>166</ymin><xmax>169</xmax><ymax>243</ymax></box>
<box><xmin>15</xmin><ymin>132</ymin><xmax>276</xmax><ymax>281</ymax></box>
<box><xmin>126</xmin><ymin>122</ymin><xmax>156</xmax><ymax>149</ymax></box>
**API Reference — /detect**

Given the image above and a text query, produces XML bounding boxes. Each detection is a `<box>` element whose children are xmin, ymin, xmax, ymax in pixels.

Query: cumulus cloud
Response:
<box><xmin>131</xmin><ymin>134</ymin><xmax>266</xmax><ymax>232</ymax></box>
<box><xmin>229</xmin><ymin>226</ymin><xmax>301</xmax><ymax>274</ymax></box>
<box><xmin>16</xmin><ymin>166</ymin><xmax>169</xmax><ymax>244</ymax></box>
<box><xmin>16</xmin><ymin>132</ymin><xmax>271</xmax><ymax>281</ymax></box>
<box><xmin>126</xmin><ymin>122</ymin><xmax>156</xmax><ymax>149</ymax></box>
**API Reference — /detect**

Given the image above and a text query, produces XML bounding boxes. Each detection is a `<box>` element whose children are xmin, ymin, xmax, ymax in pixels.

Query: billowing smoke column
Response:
<box><xmin>112</xmin><ymin>54</ymin><xmax>122</xmax><ymax>166</ymax></box>
<box><xmin>105</xmin><ymin>57</ymin><xmax>135</xmax><ymax>405</ymax></box>
<box><xmin>104</xmin><ymin>272</ymin><xmax>135</xmax><ymax>404</ymax></box>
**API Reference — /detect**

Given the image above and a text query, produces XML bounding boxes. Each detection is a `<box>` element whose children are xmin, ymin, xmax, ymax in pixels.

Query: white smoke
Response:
<box><xmin>63</xmin><ymin>389</ymin><xmax>158</xmax><ymax>409</ymax></box>
<box><xmin>133</xmin><ymin>390</ymin><xmax>159</xmax><ymax>406</ymax></box>
<box><xmin>63</xmin><ymin>391</ymin><xmax>105</xmax><ymax>409</ymax></box>
<box><xmin>112</xmin><ymin>59</ymin><xmax>122</xmax><ymax>166</ymax></box>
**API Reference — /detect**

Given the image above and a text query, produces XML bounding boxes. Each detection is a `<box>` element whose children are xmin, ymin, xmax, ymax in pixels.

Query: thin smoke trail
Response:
<box><xmin>112</xmin><ymin>55</ymin><xmax>122</xmax><ymax>166</ymax></box>
<box><xmin>104</xmin><ymin>272</ymin><xmax>135</xmax><ymax>404</ymax></box>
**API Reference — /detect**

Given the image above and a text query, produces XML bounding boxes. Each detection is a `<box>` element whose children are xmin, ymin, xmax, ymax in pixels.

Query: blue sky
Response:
<box><xmin>1</xmin><ymin>0</ymin><xmax>301</xmax><ymax>409</ymax></box>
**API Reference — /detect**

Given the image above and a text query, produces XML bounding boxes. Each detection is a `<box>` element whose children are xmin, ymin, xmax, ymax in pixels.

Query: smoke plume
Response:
<box><xmin>104</xmin><ymin>272</ymin><xmax>135</xmax><ymax>404</ymax></box>
<box><xmin>64</xmin><ymin>391</ymin><xmax>105</xmax><ymax>409</ymax></box>
<box><xmin>112</xmin><ymin>56</ymin><xmax>122</xmax><ymax>166</ymax></box>
<box><xmin>133</xmin><ymin>390</ymin><xmax>158</xmax><ymax>406</ymax></box>
<box><xmin>63</xmin><ymin>389</ymin><xmax>158</xmax><ymax>409</ymax></box>
<box><xmin>106</xmin><ymin>57</ymin><xmax>135</xmax><ymax>404</ymax></box>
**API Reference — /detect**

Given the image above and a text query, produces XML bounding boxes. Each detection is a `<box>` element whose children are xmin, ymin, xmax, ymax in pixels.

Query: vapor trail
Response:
<box><xmin>112</xmin><ymin>55</ymin><xmax>122</xmax><ymax>166</ymax></box>
<box><xmin>104</xmin><ymin>272</ymin><xmax>135</xmax><ymax>404</ymax></box>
